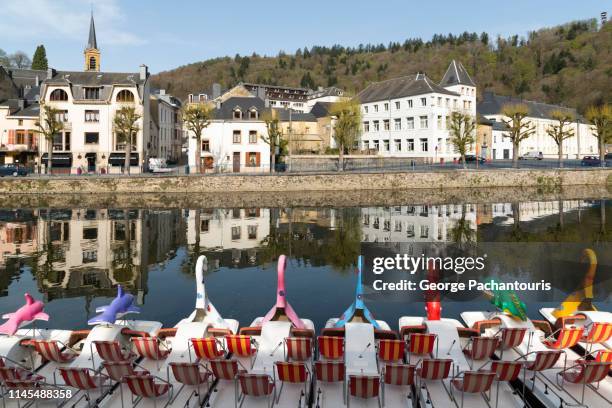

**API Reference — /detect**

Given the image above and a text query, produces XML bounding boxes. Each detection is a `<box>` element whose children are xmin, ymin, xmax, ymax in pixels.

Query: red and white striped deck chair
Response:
<box><xmin>131</xmin><ymin>337</ymin><xmax>170</xmax><ymax>365</ymax></box>
<box><xmin>451</xmin><ymin>371</ymin><xmax>495</xmax><ymax>408</ymax></box>
<box><xmin>497</xmin><ymin>328</ymin><xmax>527</xmax><ymax>350</ymax></box>
<box><xmin>237</xmin><ymin>373</ymin><xmax>275</xmax><ymax>408</ymax></box>
<box><xmin>2</xmin><ymin>377</ymin><xmax>45</xmax><ymax>408</ymax></box>
<box><xmin>169</xmin><ymin>362</ymin><xmax>210</xmax><ymax>405</ymax></box>
<box><xmin>314</xmin><ymin>361</ymin><xmax>346</xmax><ymax>404</ymax></box>
<box><xmin>557</xmin><ymin>361</ymin><xmax>611</xmax><ymax>405</ymax></box>
<box><xmin>125</xmin><ymin>374</ymin><xmax>173</xmax><ymax>408</ymax></box>
<box><xmin>317</xmin><ymin>336</ymin><xmax>344</xmax><ymax>360</ymax></box>
<box><xmin>489</xmin><ymin>361</ymin><xmax>524</xmax><ymax>408</ymax></box>
<box><xmin>225</xmin><ymin>335</ymin><xmax>256</xmax><ymax>368</ymax></box>
<box><xmin>542</xmin><ymin>327</ymin><xmax>584</xmax><ymax>350</ymax></box>
<box><xmin>58</xmin><ymin>367</ymin><xmax>110</xmax><ymax>407</ymax></box>
<box><xmin>93</xmin><ymin>340</ymin><xmax>135</xmax><ymax>363</ymax></box>
<box><xmin>416</xmin><ymin>358</ymin><xmax>452</xmax><ymax>398</ymax></box>
<box><xmin>275</xmin><ymin>362</ymin><xmax>310</xmax><ymax>404</ymax></box>
<box><xmin>377</xmin><ymin>339</ymin><xmax>405</xmax><ymax>364</ymax></box>
<box><xmin>33</xmin><ymin>339</ymin><xmax>77</xmax><ymax>363</ymax></box>
<box><xmin>285</xmin><ymin>337</ymin><xmax>313</xmax><ymax>362</ymax></box>
<box><xmin>522</xmin><ymin>350</ymin><xmax>563</xmax><ymax>392</ymax></box>
<box><xmin>347</xmin><ymin>375</ymin><xmax>381</xmax><ymax>408</ymax></box>
<box><xmin>102</xmin><ymin>361</ymin><xmax>150</xmax><ymax>408</ymax></box>
<box><xmin>190</xmin><ymin>337</ymin><xmax>225</xmax><ymax>364</ymax></box>
<box><xmin>407</xmin><ymin>333</ymin><xmax>437</xmax><ymax>361</ymax></box>
<box><xmin>382</xmin><ymin>363</ymin><xmax>415</xmax><ymax>405</ymax></box>
<box><xmin>0</xmin><ymin>359</ymin><xmax>44</xmax><ymax>384</ymax></box>
<box><xmin>463</xmin><ymin>336</ymin><xmax>499</xmax><ymax>367</ymax></box>
<box><xmin>208</xmin><ymin>358</ymin><xmax>244</xmax><ymax>407</ymax></box>
<box><xmin>582</xmin><ymin>323</ymin><xmax>612</xmax><ymax>352</ymax></box>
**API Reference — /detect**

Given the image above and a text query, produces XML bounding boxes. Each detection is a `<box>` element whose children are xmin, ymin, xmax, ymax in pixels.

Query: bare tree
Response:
<box><xmin>585</xmin><ymin>104</ymin><xmax>611</xmax><ymax>168</ymax></box>
<box><xmin>34</xmin><ymin>104</ymin><xmax>64</xmax><ymax>175</ymax></box>
<box><xmin>448</xmin><ymin>111</ymin><xmax>476</xmax><ymax>169</ymax></box>
<box><xmin>114</xmin><ymin>106</ymin><xmax>141</xmax><ymax>175</ymax></box>
<box><xmin>546</xmin><ymin>110</ymin><xmax>574</xmax><ymax>168</ymax></box>
<box><xmin>330</xmin><ymin>99</ymin><xmax>361</xmax><ymax>171</ymax></box>
<box><xmin>501</xmin><ymin>103</ymin><xmax>535</xmax><ymax>168</ymax></box>
<box><xmin>10</xmin><ymin>51</ymin><xmax>31</xmax><ymax>68</ymax></box>
<box><xmin>181</xmin><ymin>102</ymin><xmax>214</xmax><ymax>173</ymax></box>
<box><xmin>261</xmin><ymin>110</ymin><xmax>282</xmax><ymax>172</ymax></box>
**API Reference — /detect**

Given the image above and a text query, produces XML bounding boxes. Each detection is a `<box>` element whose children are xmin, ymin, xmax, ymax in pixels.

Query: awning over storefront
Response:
<box><xmin>41</xmin><ymin>152</ymin><xmax>73</xmax><ymax>167</ymax></box>
<box><xmin>108</xmin><ymin>152</ymin><xmax>139</xmax><ymax>166</ymax></box>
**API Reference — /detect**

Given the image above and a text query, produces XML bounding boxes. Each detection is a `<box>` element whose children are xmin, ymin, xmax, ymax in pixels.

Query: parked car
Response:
<box><xmin>274</xmin><ymin>163</ymin><xmax>287</xmax><ymax>172</ymax></box>
<box><xmin>519</xmin><ymin>151</ymin><xmax>543</xmax><ymax>160</ymax></box>
<box><xmin>464</xmin><ymin>155</ymin><xmax>485</xmax><ymax>164</ymax></box>
<box><xmin>581</xmin><ymin>156</ymin><xmax>602</xmax><ymax>166</ymax></box>
<box><xmin>0</xmin><ymin>164</ymin><xmax>28</xmax><ymax>177</ymax></box>
<box><xmin>148</xmin><ymin>158</ymin><xmax>174</xmax><ymax>173</ymax></box>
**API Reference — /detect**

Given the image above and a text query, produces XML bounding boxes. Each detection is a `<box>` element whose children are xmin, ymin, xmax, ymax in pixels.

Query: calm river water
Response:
<box><xmin>0</xmin><ymin>196</ymin><xmax>609</xmax><ymax>332</ymax></box>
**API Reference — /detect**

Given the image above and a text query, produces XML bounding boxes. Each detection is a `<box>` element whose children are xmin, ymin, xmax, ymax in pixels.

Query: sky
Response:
<box><xmin>0</xmin><ymin>0</ymin><xmax>607</xmax><ymax>74</ymax></box>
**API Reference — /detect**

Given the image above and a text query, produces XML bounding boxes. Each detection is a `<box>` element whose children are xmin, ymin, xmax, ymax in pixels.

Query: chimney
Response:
<box><xmin>256</xmin><ymin>87</ymin><xmax>266</xmax><ymax>101</ymax></box>
<box><xmin>139</xmin><ymin>64</ymin><xmax>148</xmax><ymax>81</ymax></box>
<box><xmin>264</xmin><ymin>98</ymin><xmax>270</xmax><ymax>108</ymax></box>
<box><xmin>46</xmin><ymin>68</ymin><xmax>55</xmax><ymax>79</ymax></box>
<box><xmin>17</xmin><ymin>99</ymin><xmax>25</xmax><ymax>110</ymax></box>
<box><xmin>212</xmin><ymin>83</ymin><xmax>221</xmax><ymax>99</ymax></box>
<box><xmin>35</xmin><ymin>75</ymin><xmax>39</xmax><ymax>87</ymax></box>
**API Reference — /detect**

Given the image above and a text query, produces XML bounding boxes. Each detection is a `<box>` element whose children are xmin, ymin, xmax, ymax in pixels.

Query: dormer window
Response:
<box><xmin>248</xmin><ymin>109</ymin><xmax>258</xmax><ymax>119</ymax></box>
<box><xmin>233</xmin><ymin>108</ymin><xmax>242</xmax><ymax>119</ymax></box>
<box><xmin>84</xmin><ymin>87</ymin><xmax>100</xmax><ymax>100</ymax></box>
<box><xmin>50</xmin><ymin>89</ymin><xmax>68</xmax><ymax>101</ymax></box>
<box><xmin>116</xmin><ymin>89</ymin><xmax>135</xmax><ymax>103</ymax></box>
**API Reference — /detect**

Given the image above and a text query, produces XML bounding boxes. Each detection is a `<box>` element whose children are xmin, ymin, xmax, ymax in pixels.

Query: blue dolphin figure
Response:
<box><xmin>334</xmin><ymin>256</ymin><xmax>380</xmax><ymax>329</ymax></box>
<box><xmin>88</xmin><ymin>285</ymin><xmax>140</xmax><ymax>325</ymax></box>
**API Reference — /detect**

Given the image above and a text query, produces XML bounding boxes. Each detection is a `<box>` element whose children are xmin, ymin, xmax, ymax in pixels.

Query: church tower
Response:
<box><xmin>84</xmin><ymin>13</ymin><xmax>100</xmax><ymax>71</ymax></box>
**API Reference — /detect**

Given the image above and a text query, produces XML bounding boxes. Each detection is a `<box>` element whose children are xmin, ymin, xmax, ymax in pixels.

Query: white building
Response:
<box><xmin>305</xmin><ymin>87</ymin><xmax>347</xmax><ymax>110</ymax></box>
<box><xmin>479</xmin><ymin>92</ymin><xmax>598</xmax><ymax>159</ymax></box>
<box><xmin>150</xmin><ymin>89</ymin><xmax>182</xmax><ymax>162</ymax></box>
<box><xmin>186</xmin><ymin>96</ymin><xmax>270</xmax><ymax>172</ymax></box>
<box><xmin>241</xmin><ymin>83</ymin><xmax>310</xmax><ymax>112</ymax></box>
<box><xmin>357</xmin><ymin>60</ymin><xmax>477</xmax><ymax>161</ymax></box>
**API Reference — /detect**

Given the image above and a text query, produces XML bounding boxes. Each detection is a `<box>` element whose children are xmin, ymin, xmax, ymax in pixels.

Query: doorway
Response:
<box><xmin>232</xmin><ymin>152</ymin><xmax>240</xmax><ymax>172</ymax></box>
<box><xmin>86</xmin><ymin>153</ymin><xmax>96</xmax><ymax>173</ymax></box>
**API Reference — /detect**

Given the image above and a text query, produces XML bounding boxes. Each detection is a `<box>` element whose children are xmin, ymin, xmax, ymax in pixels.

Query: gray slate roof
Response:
<box><xmin>275</xmin><ymin>109</ymin><xmax>317</xmax><ymax>122</ymax></box>
<box><xmin>357</xmin><ymin>73</ymin><xmax>458</xmax><ymax>103</ymax></box>
<box><xmin>214</xmin><ymin>96</ymin><xmax>268</xmax><ymax>120</ymax></box>
<box><xmin>478</xmin><ymin>92</ymin><xmax>579</xmax><ymax>120</ymax></box>
<box><xmin>310</xmin><ymin>101</ymin><xmax>333</xmax><ymax>118</ymax></box>
<box><xmin>307</xmin><ymin>86</ymin><xmax>344</xmax><ymax>99</ymax></box>
<box><xmin>45</xmin><ymin>71</ymin><xmax>145</xmax><ymax>86</ymax></box>
<box><xmin>440</xmin><ymin>60</ymin><xmax>476</xmax><ymax>87</ymax></box>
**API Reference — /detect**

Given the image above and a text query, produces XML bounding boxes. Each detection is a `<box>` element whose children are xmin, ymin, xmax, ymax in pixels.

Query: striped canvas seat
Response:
<box><xmin>408</xmin><ymin>333</ymin><xmax>436</xmax><ymax>356</ymax></box>
<box><xmin>463</xmin><ymin>336</ymin><xmax>499</xmax><ymax>361</ymax></box>
<box><xmin>524</xmin><ymin>350</ymin><xmax>562</xmax><ymax>372</ymax></box>
<box><xmin>498</xmin><ymin>328</ymin><xmax>527</xmax><ymax>349</ymax></box>
<box><xmin>131</xmin><ymin>337</ymin><xmax>170</xmax><ymax>360</ymax></box>
<box><xmin>285</xmin><ymin>337</ymin><xmax>313</xmax><ymax>361</ymax></box>
<box><xmin>452</xmin><ymin>371</ymin><xmax>495</xmax><ymax>393</ymax></box>
<box><xmin>125</xmin><ymin>375</ymin><xmax>171</xmax><ymax>398</ymax></box>
<box><xmin>490</xmin><ymin>361</ymin><xmax>523</xmax><ymax>382</ymax></box>
<box><xmin>383</xmin><ymin>363</ymin><xmax>415</xmax><ymax>386</ymax></box>
<box><xmin>191</xmin><ymin>337</ymin><xmax>225</xmax><ymax>361</ymax></box>
<box><xmin>377</xmin><ymin>339</ymin><xmax>405</xmax><ymax>362</ymax></box>
<box><xmin>561</xmin><ymin>361</ymin><xmax>610</xmax><ymax>384</ymax></box>
<box><xmin>2</xmin><ymin>378</ymin><xmax>42</xmax><ymax>391</ymax></box>
<box><xmin>595</xmin><ymin>350</ymin><xmax>612</xmax><ymax>363</ymax></box>
<box><xmin>209</xmin><ymin>359</ymin><xmax>243</xmax><ymax>381</ymax></box>
<box><xmin>170</xmin><ymin>362</ymin><xmax>209</xmax><ymax>386</ymax></box>
<box><xmin>275</xmin><ymin>362</ymin><xmax>309</xmax><ymax>383</ymax></box>
<box><xmin>59</xmin><ymin>367</ymin><xmax>104</xmax><ymax>390</ymax></box>
<box><xmin>542</xmin><ymin>327</ymin><xmax>583</xmax><ymax>350</ymax></box>
<box><xmin>582</xmin><ymin>322</ymin><xmax>612</xmax><ymax>344</ymax></box>
<box><xmin>348</xmin><ymin>375</ymin><xmax>380</xmax><ymax>404</ymax></box>
<box><xmin>102</xmin><ymin>361</ymin><xmax>149</xmax><ymax>382</ymax></box>
<box><xmin>93</xmin><ymin>340</ymin><xmax>134</xmax><ymax>362</ymax></box>
<box><xmin>317</xmin><ymin>336</ymin><xmax>344</xmax><ymax>360</ymax></box>
<box><xmin>238</xmin><ymin>373</ymin><xmax>275</xmax><ymax>396</ymax></box>
<box><xmin>416</xmin><ymin>359</ymin><xmax>452</xmax><ymax>380</ymax></box>
<box><xmin>33</xmin><ymin>340</ymin><xmax>77</xmax><ymax>363</ymax></box>
<box><xmin>0</xmin><ymin>367</ymin><xmax>44</xmax><ymax>383</ymax></box>
<box><xmin>225</xmin><ymin>335</ymin><xmax>256</xmax><ymax>357</ymax></box>
<box><xmin>314</xmin><ymin>361</ymin><xmax>345</xmax><ymax>382</ymax></box>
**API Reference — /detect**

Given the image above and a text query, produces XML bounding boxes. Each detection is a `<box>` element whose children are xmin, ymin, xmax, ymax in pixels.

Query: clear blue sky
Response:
<box><xmin>0</xmin><ymin>0</ymin><xmax>607</xmax><ymax>74</ymax></box>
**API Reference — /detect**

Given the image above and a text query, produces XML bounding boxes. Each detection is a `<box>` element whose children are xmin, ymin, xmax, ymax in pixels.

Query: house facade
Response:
<box><xmin>150</xmin><ymin>89</ymin><xmax>182</xmax><ymax>162</ymax></box>
<box><xmin>357</xmin><ymin>60</ymin><xmax>477</xmax><ymax>161</ymax></box>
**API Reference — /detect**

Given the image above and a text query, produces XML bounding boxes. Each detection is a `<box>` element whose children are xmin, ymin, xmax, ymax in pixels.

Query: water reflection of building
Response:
<box><xmin>146</xmin><ymin>210</ymin><xmax>185</xmax><ymax>265</ymax></box>
<box><xmin>36</xmin><ymin>209</ymin><xmax>149</xmax><ymax>303</ymax></box>
<box><xmin>0</xmin><ymin>211</ymin><xmax>38</xmax><ymax>295</ymax></box>
<box><xmin>479</xmin><ymin>200</ymin><xmax>595</xmax><ymax>226</ymax></box>
<box><xmin>187</xmin><ymin>208</ymin><xmax>270</xmax><ymax>267</ymax></box>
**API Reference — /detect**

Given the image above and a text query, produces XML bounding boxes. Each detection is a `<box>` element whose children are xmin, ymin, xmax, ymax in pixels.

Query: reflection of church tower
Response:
<box><xmin>84</xmin><ymin>13</ymin><xmax>100</xmax><ymax>71</ymax></box>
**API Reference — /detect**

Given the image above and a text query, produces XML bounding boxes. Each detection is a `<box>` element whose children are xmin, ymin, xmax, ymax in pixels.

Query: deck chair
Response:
<box><xmin>382</xmin><ymin>363</ymin><xmax>415</xmax><ymax>406</ymax></box>
<box><xmin>274</xmin><ymin>361</ymin><xmax>310</xmax><ymax>404</ymax></box>
<box><xmin>450</xmin><ymin>371</ymin><xmax>495</xmax><ymax>408</ymax></box>
<box><xmin>557</xmin><ymin>361</ymin><xmax>611</xmax><ymax>405</ymax></box>
<box><xmin>0</xmin><ymin>359</ymin><xmax>44</xmax><ymax>384</ymax></box>
<box><xmin>594</xmin><ymin>349</ymin><xmax>612</xmax><ymax>363</ymax></box>
<box><xmin>57</xmin><ymin>367</ymin><xmax>110</xmax><ymax>407</ymax></box>
<box><xmin>463</xmin><ymin>336</ymin><xmax>499</xmax><ymax>367</ymax></box>
<box><xmin>521</xmin><ymin>350</ymin><xmax>563</xmax><ymax>392</ymax></box>
<box><xmin>102</xmin><ymin>361</ymin><xmax>150</xmax><ymax>408</ymax></box>
<box><xmin>542</xmin><ymin>327</ymin><xmax>583</xmax><ymax>350</ymax></box>
<box><xmin>489</xmin><ymin>360</ymin><xmax>523</xmax><ymax>408</ymax></box>
<box><xmin>2</xmin><ymin>377</ymin><xmax>64</xmax><ymax>408</ymax></box>
<box><xmin>237</xmin><ymin>373</ymin><xmax>275</xmax><ymax>408</ymax></box>
<box><xmin>93</xmin><ymin>340</ymin><xmax>135</xmax><ymax>363</ymax></box>
<box><xmin>496</xmin><ymin>328</ymin><xmax>527</xmax><ymax>356</ymax></box>
<box><xmin>169</xmin><ymin>362</ymin><xmax>210</xmax><ymax>405</ymax></box>
<box><xmin>377</xmin><ymin>339</ymin><xmax>405</xmax><ymax>364</ymax></box>
<box><xmin>32</xmin><ymin>339</ymin><xmax>77</xmax><ymax>363</ymax></box>
<box><xmin>407</xmin><ymin>333</ymin><xmax>437</xmax><ymax>361</ymax></box>
<box><xmin>317</xmin><ymin>336</ymin><xmax>344</xmax><ymax>360</ymax></box>
<box><xmin>190</xmin><ymin>337</ymin><xmax>226</xmax><ymax>364</ymax></box>
<box><xmin>415</xmin><ymin>358</ymin><xmax>453</xmax><ymax>405</ymax></box>
<box><xmin>348</xmin><ymin>375</ymin><xmax>381</xmax><ymax>408</ymax></box>
<box><xmin>124</xmin><ymin>374</ymin><xmax>173</xmax><ymax>408</ymax></box>
<box><xmin>225</xmin><ymin>335</ymin><xmax>257</xmax><ymax>369</ymax></box>
<box><xmin>285</xmin><ymin>337</ymin><xmax>313</xmax><ymax>362</ymax></box>
<box><xmin>131</xmin><ymin>337</ymin><xmax>170</xmax><ymax>367</ymax></box>
<box><xmin>582</xmin><ymin>322</ymin><xmax>612</xmax><ymax>356</ymax></box>
<box><xmin>314</xmin><ymin>361</ymin><xmax>346</xmax><ymax>404</ymax></box>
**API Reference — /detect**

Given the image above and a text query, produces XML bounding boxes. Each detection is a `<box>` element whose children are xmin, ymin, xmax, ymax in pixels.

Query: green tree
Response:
<box><xmin>31</xmin><ymin>45</ymin><xmax>48</xmax><ymax>70</ymax></box>
<box><xmin>261</xmin><ymin>110</ymin><xmax>282</xmax><ymax>173</ymax></box>
<box><xmin>181</xmin><ymin>102</ymin><xmax>214</xmax><ymax>173</ymax></box>
<box><xmin>113</xmin><ymin>106</ymin><xmax>141</xmax><ymax>175</ymax></box>
<box><xmin>448</xmin><ymin>112</ymin><xmax>476</xmax><ymax>169</ymax></box>
<box><xmin>34</xmin><ymin>104</ymin><xmax>64</xmax><ymax>175</ymax></box>
<box><xmin>585</xmin><ymin>104</ymin><xmax>611</xmax><ymax>168</ymax></box>
<box><xmin>501</xmin><ymin>103</ymin><xmax>535</xmax><ymax>168</ymax></box>
<box><xmin>545</xmin><ymin>110</ymin><xmax>575</xmax><ymax>168</ymax></box>
<box><xmin>330</xmin><ymin>99</ymin><xmax>361</xmax><ymax>171</ymax></box>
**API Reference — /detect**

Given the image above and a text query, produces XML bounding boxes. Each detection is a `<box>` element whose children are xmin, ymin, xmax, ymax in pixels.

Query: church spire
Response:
<box><xmin>84</xmin><ymin>10</ymin><xmax>100</xmax><ymax>71</ymax></box>
<box><xmin>87</xmin><ymin>12</ymin><xmax>98</xmax><ymax>50</ymax></box>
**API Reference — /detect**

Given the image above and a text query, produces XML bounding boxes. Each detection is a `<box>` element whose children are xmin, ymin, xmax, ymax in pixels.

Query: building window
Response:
<box><xmin>54</xmin><ymin>110</ymin><xmax>68</xmax><ymax>122</ymax></box>
<box><xmin>446</xmin><ymin>98</ymin><xmax>450</xmax><ymax>107</ymax></box>
<box><xmin>247</xmin><ymin>152</ymin><xmax>258</xmax><ymax>167</ymax></box>
<box><xmin>407</xmin><ymin>139</ymin><xmax>414</xmax><ymax>151</ymax></box>
<box><xmin>437</xmin><ymin>97</ymin><xmax>442</xmax><ymax>107</ymax></box>
<box><xmin>394</xmin><ymin>118</ymin><xmax>401</xmax><ymax>130</ymax></box>
<box><xmin>50</xmin><ymin>89</ymin><xmax>68</xmax><ymax>101</ymax></box>
<box><xmin>395</xmin><ymin>101</ymin><xmax>400</xmax><ymax>110</ymax></box>
<box><xmin>420</xmin><ymin>138</ymin><xmax>428</xmax><ymax>151</ymax></box>
<box><xmin>374</xmin><ymin>104</ymin><xmax>379</xmax><ymax>113</ymax></box>
<box><xmin>201</xmin><ymin>140</ymin><xmax>210</xmax><ymax>152</ymax></box>
<box><xmin>384</xmin><ymin>103</ymin><xmax>389</xmax><ymax>111</ymax></box>
<box><xmin>453</xmin><ymin>99</ymin><xmax>458</xmax><ymax>108</ymax></box>
<box><xmin>248</xmin><ymin>109</ymin><xmax>257</xmax><ymax>119</ymax></box>
<box><xmin>82</xmin><ymin>250</ymin><xmax>97</xmax><ymax>264</ymax></box>
<box><xmin>364</xmin><ymin>106</ymin><xmax>369</xmax><ymax>113</ymax></box>
<box><xmin>383</xmin><ymin>140</ymin><xmax>389</xmax><ymax>151</ymax></box>
<box><xmin>420</xmin><ymin>116</ymin><xmax>428</xmax><ymax>128</ymax></box>
<box><xmin>363</xmin><ymin>122</ymin><xmax>370</xmax><ymax>132</ymax></box>
<box><xmin>84</xmin><ymin>87</ymin><xmax>100</xmax><ymax>100</ymax></box>
<box><xmin>84</xmin><ymin>132</ymin><xmax>99</xmax><ymax>144</ymax></box>
<box><xmin>407</xmin><ymin>99</ymin><xmax>413</xmax><ymax>108</ymax></box>
<box><xmin>247</xmin><ymin>225</ymin><xmax>258</xmax><ymax>240</ymax></box>
<box><xmin>233</xmin><ymin>131</ymin><xmax>241</xmax><ymax>144</ymax></box>
<box><xmin>249</xmin><ymin>131</ymin><xmax>257</xmax><ymax>144</ymax></box>
<box><xmin>383</xmin><ymin>119</ymin><xmax>390</xmax><ymax>131</ymax></box>
<box><xmin>373</xmin><ymin>140</ymin><xmax>379</xmax><ymax>150</ymax></box>
<box><xmin>233</xmin><ymin>109</ymin><xmax>242</xmax><ymax>119</ymax></box>
<box><xmin>373</xmin><ymin>121</ymin><xmax>380</xmax><ymax>131</ymax></box>
<box><xmin>82</xmin><ymin>227</ymin><xmax>98</xmax><ymax>240</ymax></box>
<box><xmin>437</xmin><ymin>115</ymin><xmax>443</xmax><ymax>129</ymax></box>
<box><xmin>84</xmin><ymin>110</ymin><xmax>99</xmax><ymax>122</ymax></box>
<box><xmin>406</xmin><ymin>117</ymin><xmax>414</xmax><ymax>129</ymax></box>
<box><xmin>231</xmin><ymin>226</ymin><xmax>241</xmax><ymax>240</ymax></box>
<box><xmin>116</xmin><ymin>90</ymin><xmax>135</xmax><ymax>102</ymax></box>
<box><xmin>17</xmin><ymin>119</ymin><xmax>23</xmax><ymax>126</ymax></box>
<box><xmin>420</xmin><ymin>97</ymin><xmax>427</xmax><ymax>107</ymax></box>
<box><xmin>394</xmin><ymin>139</ymin><xmax>402</xmax><ymax>151</ymax></box>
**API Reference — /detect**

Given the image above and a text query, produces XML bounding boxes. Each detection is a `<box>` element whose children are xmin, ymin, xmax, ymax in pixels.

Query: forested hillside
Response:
<box><xmin>152</xmin><ymin>19</ymin><xmax>611</xmax><ymax>113</ymax></box>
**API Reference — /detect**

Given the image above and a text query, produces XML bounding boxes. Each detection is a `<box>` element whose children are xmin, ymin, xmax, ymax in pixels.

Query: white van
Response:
<box><xmin>148</xmin><ymin>158</ymin><xmax>174</xmax><ymax>173</ymax></box>
<box><xmin>519</xmin><ymin>151</ymin><xmax>543</xmax><ymax>160</ymax></box>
